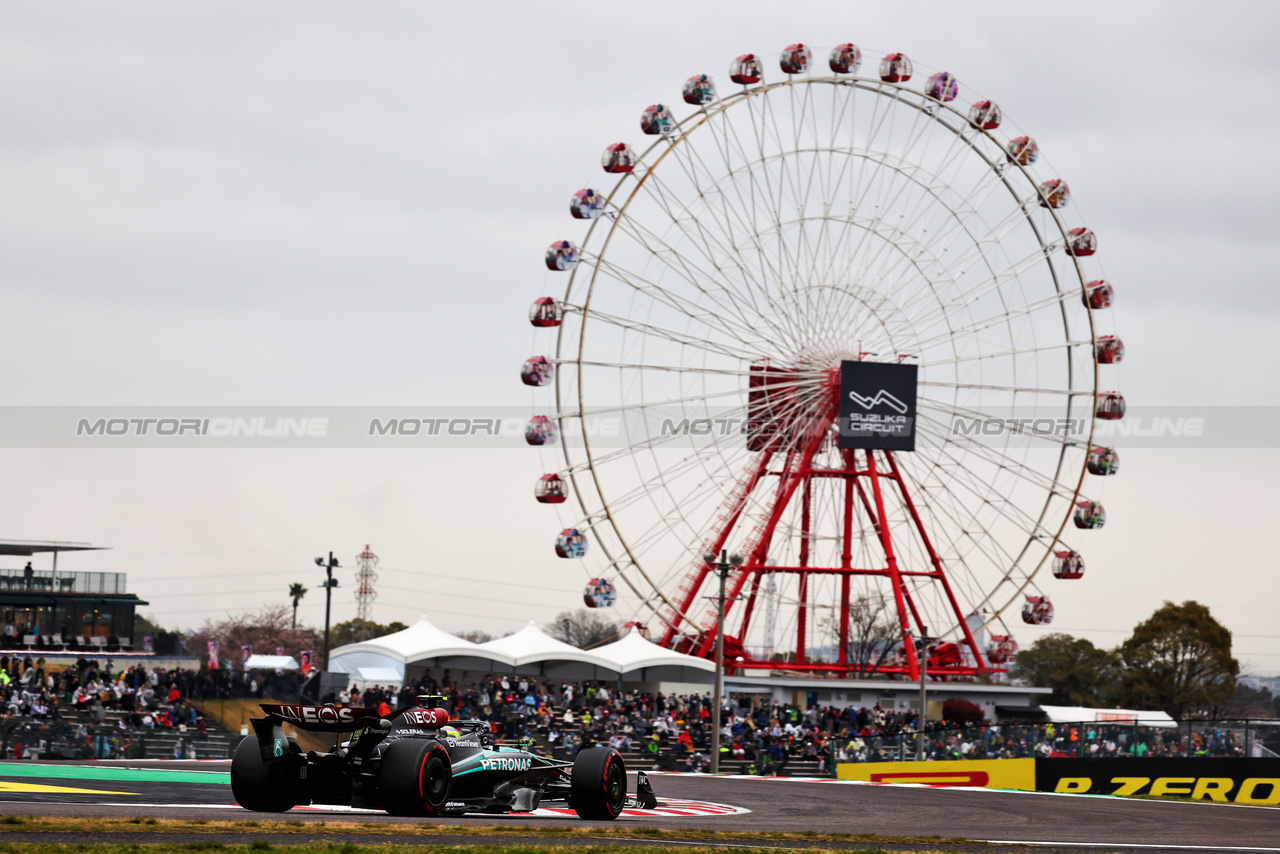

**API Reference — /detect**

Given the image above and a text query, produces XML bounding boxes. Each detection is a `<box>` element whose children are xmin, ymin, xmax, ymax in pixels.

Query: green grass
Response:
<box><xmin>0</xmin><ymin>845</ymin><xmax>931</xmax><ymax>854</ymax></box>
<box><xmin>0</xmin><ymin>816</ymin><xmax>968</xmax><ymax>846</ymax></box>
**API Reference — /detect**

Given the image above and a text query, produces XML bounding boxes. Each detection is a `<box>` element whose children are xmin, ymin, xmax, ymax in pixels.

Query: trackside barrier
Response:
<box><xmin>836</xmin><ymin>757</ymin><xmax>1280</xmax><ymax>804</ymax></box>
<box><xmin>837</xmin><ymin>758</ymin><xmax>1034</xmax><ymax>789</ymax></box>
<box><xmin>1036</xmin><ymin>757</ymin><xmax>1280</xmax><ymax>804</ymax></box>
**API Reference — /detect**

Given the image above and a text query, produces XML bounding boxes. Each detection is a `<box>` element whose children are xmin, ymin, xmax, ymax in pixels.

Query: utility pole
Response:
<box><xmin>704</xmin><ymin>548</ymin><xmax>743</xmax><ymax>774</ymax></box>
<box><xmin>916</xmin><ymin>626</ymin><xmax>930</xmax><ymax>762</ymax></box>
<box><xmin>316</xmin><ymin>551</ymin><xmax>341</xmax><ymax>669</ymax></box>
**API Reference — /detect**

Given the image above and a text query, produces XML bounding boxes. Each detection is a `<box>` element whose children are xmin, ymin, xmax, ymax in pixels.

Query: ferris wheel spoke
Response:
<box><xmin>889</xmin><ymin>457</ymin><xmax>1035</xmax><ymax>613</ymax></box>
<box><xmin>569</xmin><ymin>359</ymin><xmax>757</xmax><ymax>376</ymax></box>
<box><xmin>847</xmin><ymin>163</ymin><xmax>1012</xmax><ymax>315</ymax></box>
<box><xmin>587</xmin><ymin>256</ymin><xmax>771</xmax><ymax>354</ymax></box>
<box><xmin>907</xmin><ymin>288</ymin><xmax>1078</xmax><ymax>354</ymax></box>
<box><xmin>601</xmin><ymin>213</ymin><xmax>787</xmax><ymax>340</ymax></box>
<box><xmin>736</xmin><ymin>95</ymin><xmax>810</xmax><ymax>297</ymax></box>
<box><xmin>822</xmin><ymin>146</ymin><xmax>1007</xmax><ymax>304</ymax></box>
<box><xmin>890</xmin><ymin>223</ymin><xmax>1064</xmax><ymax>337</ymax></box>
<box><xmin>645</xmin><ymin>172</ymin><xmax>819</xmax><ymax>351</ymax></box>
<box><xmin>923</xmin><ymin>339</ymin><xmax>1090</xmax><ymax>367</ymax></box>
<box><xmin>834</xmin><ymin>115</ymin><xmax>1039</xmax><ymax>329</ymax></box>
<box><xmin>688</xmin><ymin>109</ymin><xmax>791</xmax><ymax>293</ymax></box>
<box><xmin>915</xmin><ymin>401</ymin><xmax>1086</xmax><ymax>535</ymax></box>
<box><xmin>913</xmin><ymin>409</ymin><xmax>1072</xmax><ymax>493</ymax></box>
<box><xmin>926</xmin><ymin>381</ymin><xmax>1085</xmax><ymax>396</ymax></box>
<box><xmin>571</xmin><ymin>305</ymin><xmax>763</xmax><ymax>362</ymax></box>
<box><xmin>632</xmin><ymin>159</ymin><xmax>798</xmax><ymax>328</ymax></box>
<box><xmin>900</xmin><ymin>437</ymin><xmax>1054</xmax><ymax>546</ymax></box>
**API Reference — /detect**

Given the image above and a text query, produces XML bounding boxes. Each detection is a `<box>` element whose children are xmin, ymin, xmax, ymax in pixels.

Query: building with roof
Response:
<box><xmin>0</xmin><ymin>539</ymin><xmax>149</xmax><ymax>653</ymax></box>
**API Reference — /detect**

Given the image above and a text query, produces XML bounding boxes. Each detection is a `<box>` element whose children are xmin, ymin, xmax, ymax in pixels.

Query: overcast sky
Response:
<box><xmin>2</xmin><ymin>1</ymin><xmax>1278</xmax><ymax>675</ymax></box>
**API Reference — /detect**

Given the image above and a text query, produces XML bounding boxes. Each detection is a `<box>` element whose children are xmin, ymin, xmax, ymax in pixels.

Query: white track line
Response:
<box><xmin>983</xmin><ymin>843</ymin><xmax>1280</xmax><ymax>853</ymax></box>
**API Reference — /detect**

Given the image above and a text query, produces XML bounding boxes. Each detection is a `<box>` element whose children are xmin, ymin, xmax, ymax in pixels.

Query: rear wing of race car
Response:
<box><xmin>248</xmin><ymin>704</ymin><xmax>381</xmax><ymax>765</ymax></box>
<box><xmin>249</xmin><ymin>703</ymin><xmax>451</xmax><ymax>764</ymax></box>
<box><xmin>260</xmin><ymin>703</ymin><xmax>382</xmax><ymax>732</ymax></box>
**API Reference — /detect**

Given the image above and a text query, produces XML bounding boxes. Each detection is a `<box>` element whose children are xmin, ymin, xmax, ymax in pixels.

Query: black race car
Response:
<box><xmin>231</xmin><ymin>696</ymin><xmax>656</xmax><ymax>819</ymax></box>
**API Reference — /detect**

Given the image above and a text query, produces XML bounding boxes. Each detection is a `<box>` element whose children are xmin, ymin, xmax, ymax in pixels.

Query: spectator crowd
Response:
<box><xmin>0</xmin><ymin>660</ymin><xmax>1272</xmax><ymax>766</ymax></box>
<box><xmin>326</xmin><ymin>674</ymin><xmax>1278</xmax><ymax>771</ymax></box>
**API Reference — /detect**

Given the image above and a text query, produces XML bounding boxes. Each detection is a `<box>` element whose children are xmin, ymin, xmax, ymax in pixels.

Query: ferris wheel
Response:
<box><xmin>524</xmin><ymin>43</ymin><xmax>1123</xmax><ymax>679</ymax></box>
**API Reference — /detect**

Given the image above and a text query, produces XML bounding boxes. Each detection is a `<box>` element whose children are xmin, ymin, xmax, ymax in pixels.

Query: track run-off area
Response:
<box><xmin>0</xmin><ymin>761</ymin><xmax>1274</xmax><ymax>853</ymax></box>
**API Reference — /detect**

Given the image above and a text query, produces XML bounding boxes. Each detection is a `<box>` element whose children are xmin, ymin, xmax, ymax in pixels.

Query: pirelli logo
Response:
<box><xmin>1052</xmin><ymin>774</ymin><xmax>1280</xmax><ymax>805</ymax></box>
<box><xmin>838</xmin><ymin>759</ymin><xmax>1033</xmax><ymax>790</ymax></box>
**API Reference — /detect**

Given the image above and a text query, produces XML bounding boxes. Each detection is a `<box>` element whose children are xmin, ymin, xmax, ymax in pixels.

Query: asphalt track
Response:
<box><xmin>0</xmin><ymin>761</ymin><xmax>1274</xmax><ymax>853</ymax></box>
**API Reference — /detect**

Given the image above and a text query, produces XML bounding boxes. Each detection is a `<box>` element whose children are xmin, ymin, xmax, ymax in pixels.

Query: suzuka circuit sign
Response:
<box><xmin>837</xmin><ymin>361</ymin><xmax>918</xmax><ymax>451</ymax></box>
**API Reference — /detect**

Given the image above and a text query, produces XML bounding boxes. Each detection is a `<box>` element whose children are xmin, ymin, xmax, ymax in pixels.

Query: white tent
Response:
<box><xmin>328</xmin><ymin>617</ymin><xmax>713</xmax><ymax>686</ymax></box>
<box><xmin>477</xmin><ymin>620</ymin><xmax>615</xmax><ymax>679</ymax></box>
<box><xmin>329</xmin><ymin>615</ymin><xmax>516</xmax><ymax>682</ymax></box>
<box><xmin>243</xmin><ymin>654</ymin><xmax>299</xmax><ymax>670</ymax></box>
<box><xmin>593</xmin><ymin>627</ymin><xmax>715</xmax><ymax>684</ymax></box>
<box><xmin>1037</xmin><ymin>704</ymin><xmax>1178</xmax><ymax>728</ymax></box>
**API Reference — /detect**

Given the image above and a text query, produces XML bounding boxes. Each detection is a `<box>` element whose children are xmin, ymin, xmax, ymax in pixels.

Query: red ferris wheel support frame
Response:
<box><xmin>655</xmin><ymin>373</ymin><xmax>994</xmax><ymax>681</ymax></box>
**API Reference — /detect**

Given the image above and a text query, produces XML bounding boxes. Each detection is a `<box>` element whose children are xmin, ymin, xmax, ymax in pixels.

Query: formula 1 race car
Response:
<box><xmin>230</xmin><ymin>697</ymin><xmax>656</xmax><ymax>819</ymax></box>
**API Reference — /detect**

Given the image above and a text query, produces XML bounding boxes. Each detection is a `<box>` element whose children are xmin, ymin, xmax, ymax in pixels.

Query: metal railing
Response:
<box><xmin>832</xmin><ymin>719</ymin><xmax>1280</xmax><ymax>762</ymax></box>
<box><xmin>0</xmin><ymin>719</ymin><xmax>239</xmax><ymax>761</ymax></box>
<box><xmin>0</xmin><ymin>568</ymin><xmax>128</xmax><ymax>594</ymax></box>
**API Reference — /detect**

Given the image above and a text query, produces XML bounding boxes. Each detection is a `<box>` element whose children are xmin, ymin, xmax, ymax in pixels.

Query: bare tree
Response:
<box><xmin>187</xmin><ymin>604</ymin><xmax>320</xmax><ymax>665</ymax></box>
<box><xmin>845</xmin><ymin>595</ymin><xmax>900</xmax><ymax>675</ymax></box>
<box><xmin>546</xmin><ymin>609</ymin><xmax>620</xmax><ymax>649</ymax></box>
<box><xmin>456</xmin><ymin>629</ymin><xmax>493</xmax><ymax>644</ymax></box>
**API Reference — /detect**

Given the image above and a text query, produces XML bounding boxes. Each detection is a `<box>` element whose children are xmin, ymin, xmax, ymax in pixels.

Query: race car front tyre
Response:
<box><xmin>571</xmin><ymin>746</ymin><xmax>626</xmax><ymax>820</ymax></box>
<box><xmin>231</xmin><ymin>734</ymin><xmax>302</xmax><ymax>812</ymax></box>
<box><xmin>378</xmin><ymin>739</ymin><xmax>452</xmax><ymax>816</ymax></box>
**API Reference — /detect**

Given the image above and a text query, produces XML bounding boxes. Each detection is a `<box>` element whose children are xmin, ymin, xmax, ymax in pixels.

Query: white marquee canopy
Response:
<box><xmin>329</xmin><ymin>617</ymin><xmax>713</xmax><ymax>684</ymax></box>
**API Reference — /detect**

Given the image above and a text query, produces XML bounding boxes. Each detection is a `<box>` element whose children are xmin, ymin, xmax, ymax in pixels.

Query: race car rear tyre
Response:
<box><xmin>231</xmin><ymin>734</ymin><xmax>301</xmax><ymax>812</ymax></box>
<box><xmin>379</xmin><ymin>739</ymin><xmax>452</xmax><ymax>816</ymax></box>
<box><xmin>571</xmin><ymin>746</ymin><xmax>626</xmax><ymax>820</ymax></box>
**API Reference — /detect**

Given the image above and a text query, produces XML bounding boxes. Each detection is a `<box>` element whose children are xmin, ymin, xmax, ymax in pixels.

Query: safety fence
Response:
<box><xmin>834</xmin><ymin>719</ymin><xmax>1280</xmax><ymax>763</ymax></box>
<box><xmin>0</xmin><ymin>719</ymin><xmax>240</xmax><ymax>761</ymax></box>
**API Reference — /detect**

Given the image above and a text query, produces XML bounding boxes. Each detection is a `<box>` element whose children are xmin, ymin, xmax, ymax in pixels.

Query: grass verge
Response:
<box><xmin>0</xmin><ymin>845</ymin><xmax>944</xmax><ymax>854</ymax></box>
<box><xmin>0</xmin><ymin>816</ymin><xmax>971</xmax><ymax>847</ymax></box>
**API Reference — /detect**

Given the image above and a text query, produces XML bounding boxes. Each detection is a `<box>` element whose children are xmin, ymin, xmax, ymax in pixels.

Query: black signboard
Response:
<box><xmin>1036</xmin><ymin>758</ymin><xmax>1280</xmax><ymax>804</ymax></box>
<box><xmin>837</xmin><ymin>361</ymin><xmax>918</xmax><ymax>451</ymax></box>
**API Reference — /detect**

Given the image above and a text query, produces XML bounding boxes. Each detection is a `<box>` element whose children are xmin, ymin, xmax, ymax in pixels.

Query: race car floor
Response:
<box><xmin>0</xmin><ymin>761</ymin><xmax>1274</xmax><ymax>854</ymax></box>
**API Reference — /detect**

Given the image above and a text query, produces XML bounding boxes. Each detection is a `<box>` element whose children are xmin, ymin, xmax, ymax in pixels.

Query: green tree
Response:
<box><xmin>288</xmin><ymin>583</ymin><xmax>308</xmax><ymax>630</ymax></box>
<box><xmin>328</xmin><ymin>618</ymin><xmax>408</xmax><ymax>648</ymax></box>
<box><xmin>1011</xmin><ymin>632</ymin><xmax>1121</xmax><ymax>706</ymax></box>
<box><xmin>1223</xmin><ymin>682</ymin><xmax>1276</xmax><ymax>719</ymax></box>
<box><xmin>1118</xmin><ymin>600</ymin><xmax>1239</xmax><ymax>720</ymax></box>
